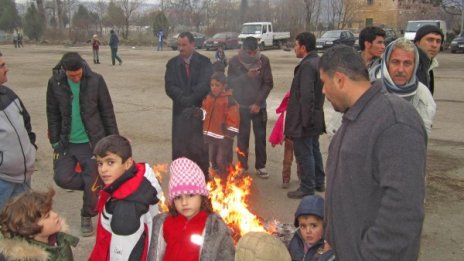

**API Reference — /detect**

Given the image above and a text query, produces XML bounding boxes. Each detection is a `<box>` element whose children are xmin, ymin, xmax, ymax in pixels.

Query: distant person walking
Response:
<box><xmin>91</xmin><ymin>34</ymin><xmax>101</xmax><ymax>64</ymax></box>
<box><xmin>109</xmin><ymin>29</ymin><xmax>122</xmax><ymax>66</ymax></box>
<box><xmin>157</xmin><ymin>30</ymin><xmax>164</xmax><ymax>51</ymax></box>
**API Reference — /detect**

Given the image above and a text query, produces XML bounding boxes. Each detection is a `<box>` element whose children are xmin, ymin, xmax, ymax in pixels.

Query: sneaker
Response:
<box><xmin>81</xmin><ymin>216</ymin><xmax>94</xmax><ymax>237</ymax></box>
<box><xmin>281</xmin><ymin>182</ymin><xmax>290</xmax><ymax>189</ymax></box>
<box><xmin>256</xmin><ymin>168</ymin><xmax>269</xmax><ymax>179</ymax></box>
<box><xmin>287</xmin><ymin>189</ymin><xmax>313</xmax><ymax>199</ymax></box>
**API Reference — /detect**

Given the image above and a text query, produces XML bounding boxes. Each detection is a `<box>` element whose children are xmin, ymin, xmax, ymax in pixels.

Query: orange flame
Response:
<box><xmin>152</xmin><ymin>164</ymin><xmax>169</xmax><ymax>212</ymax></box>
<box><xmin>208</xmin><ymin>162</ymin><xmax>267</xmax><ymax>242</ymax></box>
<box><xmin>235</xmin><ymin>147</ymin><xmax>246</xmax><ymax>158</ymax></box>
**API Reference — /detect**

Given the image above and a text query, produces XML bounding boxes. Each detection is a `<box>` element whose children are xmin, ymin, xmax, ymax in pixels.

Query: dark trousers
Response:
<box><xmin>207</xmin><ymin>138</ymin><xmax>234</xmax><ymax>178</ymax></box>
<box><xmin>53</xmin><ymin>143</ymin><xmax>100</xmax><ymax>217</ymax></box>
<box><xmin>172</xmin><ymin>115</ymin><xmax>209</xmax><ymax>180</ymax></box>
<box><xmin>237</xmin><ymin>108</ymin><xmax>267</xmax><ymax>170</ymax></box>
<box><xmin>293</xmin><ymin>135</ymin><xmax>325</xmax><ymax>193</ymax></box>
<box><xmin>111</xmin><ymin>47</ymin><xmax>122</xmax><ymax>65</ymax></box>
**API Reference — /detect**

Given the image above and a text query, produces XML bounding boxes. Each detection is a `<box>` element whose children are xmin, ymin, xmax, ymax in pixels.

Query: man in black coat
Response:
<box><xmin>165</xmin><ymin>32</ymin><xmax>212</xmax><ymax>178</ymax></box>
<box><xmin>46</xmin><ymin>52</ymin><xmax>118</xmax><ymax>236</ymax></box>
<box><xmin>285</xmin><ymin>32</ymin><xmax>326</xmax><ymax>199</ymax></box>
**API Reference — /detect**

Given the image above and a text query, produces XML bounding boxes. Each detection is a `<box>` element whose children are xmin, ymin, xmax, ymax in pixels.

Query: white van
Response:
<box><xmin>404</xmin><ymin>20</ymin><xmax>447</xmax><ymax>44</ymax></box>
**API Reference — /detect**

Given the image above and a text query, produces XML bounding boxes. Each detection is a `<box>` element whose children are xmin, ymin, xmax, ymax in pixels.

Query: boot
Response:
<box><xmin>97</xmin><ymin>60</ymin><xmax>100</xmax><ymax>64</ymax></box>
<box><xmin>81</xmin><ymin>216</ymin><xmax>94</xmax><ymax>237</ymax></box>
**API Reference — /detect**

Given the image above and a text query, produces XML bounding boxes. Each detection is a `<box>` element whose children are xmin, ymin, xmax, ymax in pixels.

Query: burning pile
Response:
<box><xmin>208</xmin><ymin>163</ymin><xmax>267</xmax><ymax>242</ymax></box>
<box><xmin>153</xmin><ymin>162</ymin><xmax>269</xmax><ymax>241</ymax></box>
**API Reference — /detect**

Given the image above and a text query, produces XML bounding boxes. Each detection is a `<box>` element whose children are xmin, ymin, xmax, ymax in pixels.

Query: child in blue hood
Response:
<box><xmin>288</xmin><ymin>195</ymin><xmax>336</xmax><ymax>261</ymax></box>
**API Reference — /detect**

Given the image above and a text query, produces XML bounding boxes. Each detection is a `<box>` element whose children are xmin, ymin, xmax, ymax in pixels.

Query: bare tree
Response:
<box><xmin>327</xmin><ymin>0</ymin><xmax>359</xmax><ymax>30</ymax></box>
<box><xmin>117</xmin><ymin>0</ymin><xmax>145</xmax><ymax>39</ymax></box>
<box><xmin>442</xmin><ymin>0</ymin><xmax>464</xmax><ymax>33</ymax></box>
<box><xmin>91</xmin><ymin>0</ymin><xmax>108</xmax><ymax>34</ymax></box>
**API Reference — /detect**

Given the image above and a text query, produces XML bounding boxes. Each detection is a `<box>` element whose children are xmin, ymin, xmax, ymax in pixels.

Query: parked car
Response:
<box><xmin>204</xmin><ymin>32</ymin><xmax>240</xmax><ymax>50</ymax></box>
<box><xmin>167</xmin><ymin>32</ymin><xmax>206</xmax><ymax>50</ymax></box>
<box><xmin>316</xmin><ymin>30</ymin><xmax>356</xmax><ymax>51</ymax></box>
<box><xmin>450</xmin><ymin>33</ymin><xmax>464</xmax><ymax>53</ymax></box>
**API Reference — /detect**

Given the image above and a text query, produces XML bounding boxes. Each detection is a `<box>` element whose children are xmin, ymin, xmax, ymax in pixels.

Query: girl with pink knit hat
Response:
<box><xmin>148</xmin><ymin>157</ymin><xmax>235</xmax><ymax>261</ymax></box>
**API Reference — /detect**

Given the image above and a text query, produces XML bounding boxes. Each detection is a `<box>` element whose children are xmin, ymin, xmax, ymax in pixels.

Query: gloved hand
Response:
<box><xmin>182</xmin><ymin>107</ymin><xmax>203</xmax><ymax>119</ymax></box>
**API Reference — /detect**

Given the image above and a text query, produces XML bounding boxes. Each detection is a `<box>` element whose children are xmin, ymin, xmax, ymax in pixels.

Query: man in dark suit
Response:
<box><xmin>285</xmin><ymin>32</ymin><xmax>326</xmax><ymax>199</ymax></box>
<box><xmin>165</xmin><ymin>32</ymin><xmax>213</xmax><ymax>178</ymax></box>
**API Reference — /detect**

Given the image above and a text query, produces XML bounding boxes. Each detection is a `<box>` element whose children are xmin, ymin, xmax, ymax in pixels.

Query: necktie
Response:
<box><xmin>185</xmin><ymin>62</ymin><xmax>190</xmax><ymax>79</ymax></box>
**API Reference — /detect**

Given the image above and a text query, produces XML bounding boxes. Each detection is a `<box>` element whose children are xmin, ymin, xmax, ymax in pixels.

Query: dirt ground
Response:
<box><xmin>1</xmin><ymin>44</ymin><xmax>463</xmax><ymax>260</ymax></box>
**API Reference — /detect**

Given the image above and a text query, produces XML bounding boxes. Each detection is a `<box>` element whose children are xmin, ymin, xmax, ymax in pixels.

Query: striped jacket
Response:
<box><xmin>201</xmin><ymin>89</ymin><xmax>239</xmax><ymax>140</ymax></box>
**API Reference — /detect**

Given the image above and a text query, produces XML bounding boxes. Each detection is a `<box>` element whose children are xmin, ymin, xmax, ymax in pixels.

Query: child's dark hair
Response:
<box><xmin>168</xmin><ymin>195</ymin><xmax>213</xmax><ymax>216</ymax></box>
<box><xmin>212</xmin><ymin>61</ymin><xmax>226</xmax><ymax>73</ymax></box>
<box><xmin>93</xmin><ymin>134</ymin><xmax>132</xmax><ymax>162</ymax></box>
<box><xmin>0</xmin><ymin>189</ymin><xmax>55</xmax><ymax>239</ymax></box>
<box><xmin>211</xmin><ymin>72</ymin><xmax>227</xmax><ymax>85</ymax></box>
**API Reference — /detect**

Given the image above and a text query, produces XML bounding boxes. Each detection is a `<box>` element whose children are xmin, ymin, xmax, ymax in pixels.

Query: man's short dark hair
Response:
<box><xmin>242</xmin><ymin>37</ymin><xmax>258</xmax><ymax>51</ymax></box>
<box><xmin>319</xmin><ymin>45</ymin><xmax>369</xmax><ymax>81</ymax></box>
<box><xmin>60</xmin><ymin>52</ymin><xmax>83</xmax><ymax>71</ymax></box>
<box><xmin>178</xmin><ymin>32</ymin><xmax>194</xmax><ymax>43</ymax></box>
<box><xmin>110</xmin><ymin>29</ymin><xmax>115</xmax><ymax>34</ymax></box>
<box><xmin>93</xmin><ymin>135</ymin><xmax>132</xmax><ymax>163</ymax></box>
<box><xmin>211</xmin><ymin>71</ymin><xmax>227</xmax><ymax>85</ymax></box>
<box><xmin>359</xmin><ymin>26</ymin><xmax>386</xmax><ymax>51</ymax></box>
<box><xmin>295</xmin><ymin>32</ymin><xmax>316</xmax><ymax>52</ymax></box>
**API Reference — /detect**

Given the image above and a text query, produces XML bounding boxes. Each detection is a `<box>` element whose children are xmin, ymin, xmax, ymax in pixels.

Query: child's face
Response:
<box><xmin>173</xmin><ymin>194</ymin><xmax>202</xmax><ymax>220</ymax></box>
<box><xmin>298</xmin><ymin>215</ymin><xmax>324</xmax><ymax>245</ymax></box>
<box><xmin>96</xmin><ymin>152</ymin><xmax>133</xmax><ymax>185</ymax></box>
<box><xmin>210</xmin><ymin>79</ymin><xmax>225</xmax><ymax>97</ymax></box>
<box><xmin>36</xmin><ymin>210</ymin><xmax>62</xmax><ymax>238</ymax></box>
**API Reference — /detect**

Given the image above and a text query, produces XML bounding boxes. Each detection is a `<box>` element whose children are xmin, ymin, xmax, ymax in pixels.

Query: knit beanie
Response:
<box><xmin>414</xmin><ymin>25</ymin><xmax>444</xmax><ymax>43</ymax></box>
<box><xmin>168</xmin><ymin>157</ymin><xmax>209</xmax><ymax>203</ymax></box>
<box><xmin>235</xmin><ymin>232</ymin><xmax>291</xmax><ymax>261</ymax></box>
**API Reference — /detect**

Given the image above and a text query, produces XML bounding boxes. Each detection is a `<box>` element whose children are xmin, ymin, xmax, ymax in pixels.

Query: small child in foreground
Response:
<box><xmin>289</xmin><ymin>195</ymin><xmax>336</xmax><ymax>261</ymax></box>
<box><xmin>148</xmin><ymin>157</ymin><xmax>235</xmax><ymax>261</ymax></box>
<box><xmin>89</xmin><ymin>134</ymin><xmax>162</xmax><ymax>260</ymax></box>
<box><xmin>0</xmin><ymin>189</ymin><xmax>79</xmax><ymax>261</ymax></box>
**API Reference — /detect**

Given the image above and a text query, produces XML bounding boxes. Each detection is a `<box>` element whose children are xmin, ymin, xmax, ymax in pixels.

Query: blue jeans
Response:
<box><xmin>293</xmin><ymin>135</ymin><xmax>325</xmax><ymax>193</ymax></box>
<box><xmin>0</xmin><ymin>179</ymin><xmax>30</xmax><ymax>210</ymax></box>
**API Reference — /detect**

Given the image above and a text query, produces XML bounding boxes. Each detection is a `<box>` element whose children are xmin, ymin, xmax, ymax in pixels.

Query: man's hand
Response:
<box><xmin>247</xmin><ymin>67</ymin><xmax>261</xmax><ymax>77</ymax></box>
<box><xmin>182</xmin><ymin>107</ymin><xmax>203</xmax><ymax>119</ymax></box>
<box><xmin>249</xmin><ymin>104</ymin><xmax>260</xmax><ymax>114</ymax></box>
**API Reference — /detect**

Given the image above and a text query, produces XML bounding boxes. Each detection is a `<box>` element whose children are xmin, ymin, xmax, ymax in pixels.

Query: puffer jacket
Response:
<box><xmin>46</xmin><ymin>61</ymin><xmax>118</xmax><ymax>149</ymax></box>
<box><xmin>148</xmin><ymin>212</ymin><xmax>235</xmax><ymax>261</ymax></box>
<box><xmin>0</xmin><ymin>85</ymin><xmax>36</xmax><ymax>183</ymax></box>
<box><xmin>288</xmin><ymin>234</ymin><xmax>336</xmax><ymax>261</ymax></box>
<box><xmin>0</xmin><ymin>232</ymin><xmax>79</xmax><ymax>261</ymax></box>
<box><xmin>202</xmin><ymin>89</ymin><xmax>239</xmax><ymax>140</ymax></box>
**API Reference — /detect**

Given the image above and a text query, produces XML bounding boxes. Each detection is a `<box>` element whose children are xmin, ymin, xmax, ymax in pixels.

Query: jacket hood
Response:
<box><xmin>294</xmin><ymin>195</ymin><xmax>324</xmax><ymax>227</ymax></box>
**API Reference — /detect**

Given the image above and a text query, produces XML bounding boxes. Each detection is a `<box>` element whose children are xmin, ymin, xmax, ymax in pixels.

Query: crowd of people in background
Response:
<box><xmin>0</xmin><ymin>23</ymin><xmax>442</xmax><ymax>260</ymax></box>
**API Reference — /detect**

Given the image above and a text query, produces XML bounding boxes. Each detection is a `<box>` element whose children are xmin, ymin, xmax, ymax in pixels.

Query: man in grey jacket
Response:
<box><xmin>320</xmin><ymin>45</ymin><xmax>427</xmax><ymax>260</ymax></box>
<box><xmin>0</xmin><ymin>52</ymin><xmax>37</xmax><ymax>209</ymax></box>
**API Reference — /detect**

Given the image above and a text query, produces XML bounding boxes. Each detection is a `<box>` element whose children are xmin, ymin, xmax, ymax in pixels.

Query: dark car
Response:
<box><xmin>450</xmin><ymin>33</ymin><xmax>464</xmax><ymax>53</ymax></box>
<box><xmin>316</xmin><ymin>30</ymin><xmax>356</xmax><ymax>51</ymax></box>
<box><xmin>204</xmin><ymin>32</ymin><xmax>240</xmax><ymax>51</ymax></box>
<box><xmin>167</xmin><ymin>32</ymin><xmax>206</xmax><ymax>50</ymax></box>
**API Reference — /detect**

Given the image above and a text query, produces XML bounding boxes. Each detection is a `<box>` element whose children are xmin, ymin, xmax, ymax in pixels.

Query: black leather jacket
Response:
<box><xmin>46</xmin><ymin>62</ymin><xmax>118</xmax><ymax>148</ymax></box>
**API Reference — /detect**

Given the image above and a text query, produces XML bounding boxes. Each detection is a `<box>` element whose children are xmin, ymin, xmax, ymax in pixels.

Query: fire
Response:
<box><xmin>153</xmin><ymin>159</ymin><xmax>269</xmax><ymax>242</ymax></box>
<box><xmin>208</xmin><ymin>162</ymin><xmax>267</xmax><ymax>242</ymax></box>
<box><xmin>235</xmin><ymin>147</ymin><xmax>246</xmax><ymax>158</ymax></box>
<box><xmin>152</xmin><ymin>164</ymin><xmax>169</xmax><ymax>212</ymax></box>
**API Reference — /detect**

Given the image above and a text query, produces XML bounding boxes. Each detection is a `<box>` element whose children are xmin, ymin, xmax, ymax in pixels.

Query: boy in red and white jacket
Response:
<box><xmin>89</xmin><ymin>135</ymin><xmax>162</xmax><ymax>261</ymax></box>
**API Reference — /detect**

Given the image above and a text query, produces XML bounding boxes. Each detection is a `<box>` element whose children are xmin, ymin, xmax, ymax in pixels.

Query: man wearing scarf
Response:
<box><xmin>369</xmin><ymin>37</ymin><xmax>436</xmax><ymax>136</ymax></box>
<box><xmin>228</xmin><ymin>37</ymin><xmax>274</xmax><ymax>178</ymax></box>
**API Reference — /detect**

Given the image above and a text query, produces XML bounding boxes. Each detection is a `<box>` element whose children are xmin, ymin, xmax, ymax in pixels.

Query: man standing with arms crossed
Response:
<box><xmin>165</xmin><ymin>32</ymin><xmax>212</xmax><ymax>177</ymax></box>
<box><xmin>47</xmin><ymin>52</ymin><xmax>119</xmax><ymax>236</ymax></box>
<box><xmin>228</xmin><ymin>37</ymin><xmax>274</xmax><ymax>178</ymax></box>
<box><xmin>321</xmin><ymin>45</ymin><xmax>427</xmax><ymax>260</ymax></box>
<box><xmin>285</xmin><ymin>32</ymin><xmax>326</xmax><ymax>198</ymax></box>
